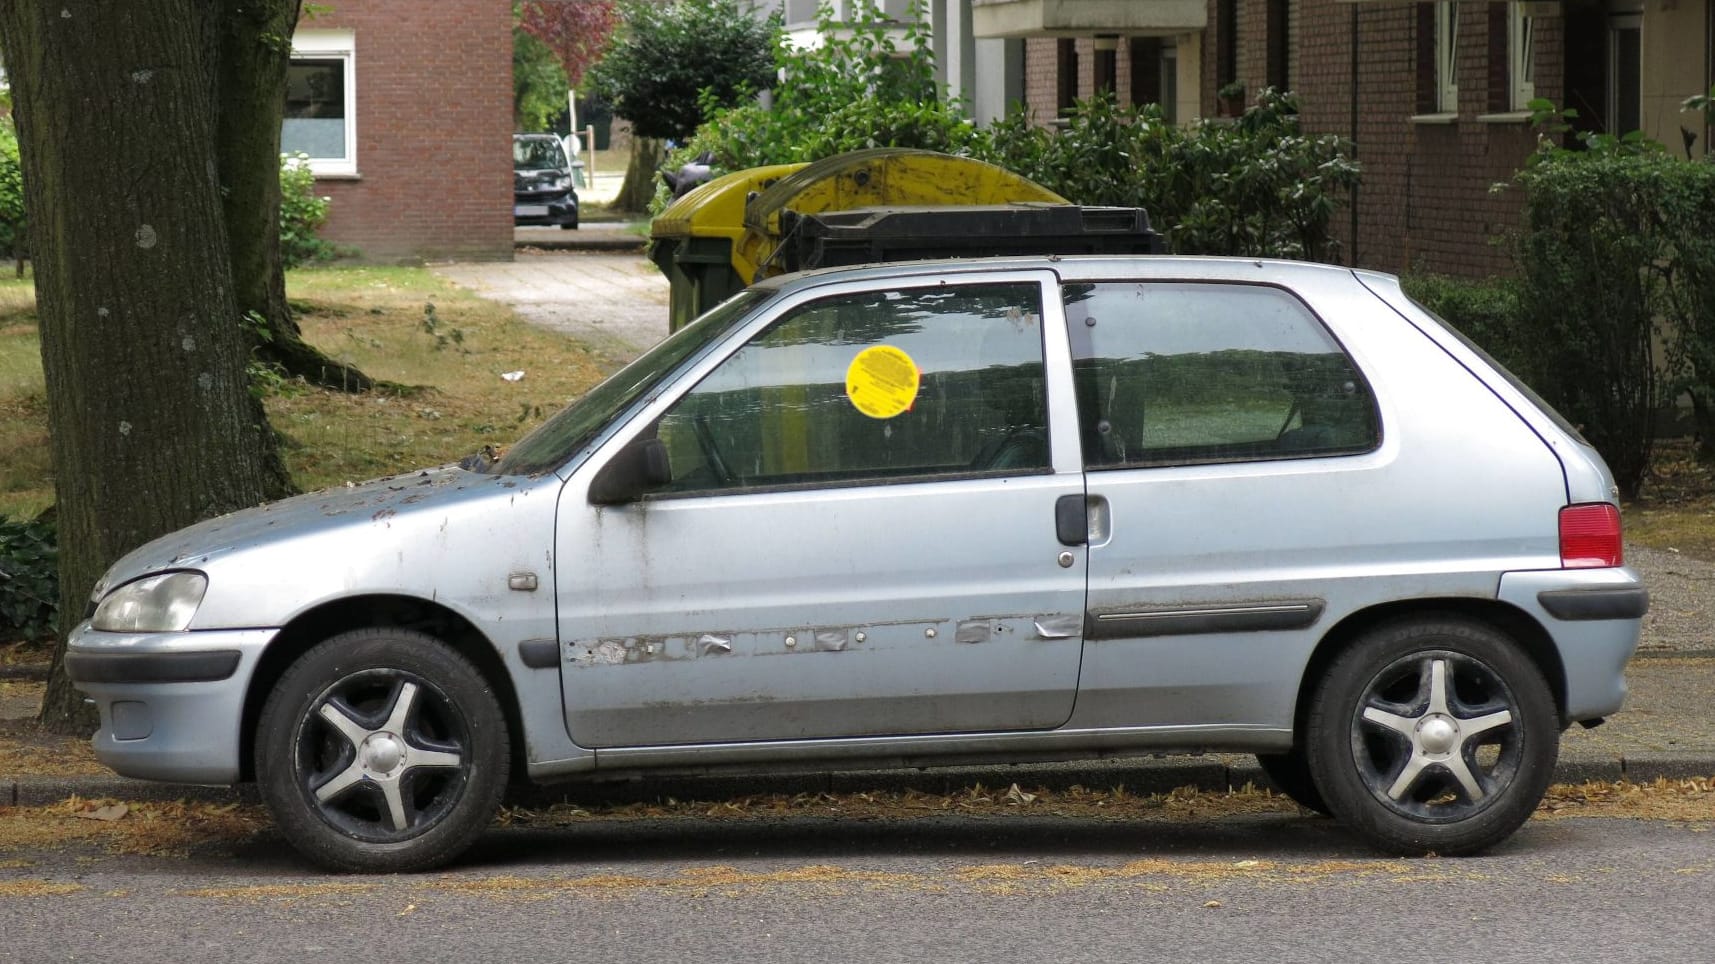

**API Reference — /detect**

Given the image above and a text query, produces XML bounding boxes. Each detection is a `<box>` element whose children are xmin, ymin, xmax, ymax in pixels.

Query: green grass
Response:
<box><xmin>0</xmin><ymin>269</ymin><xmax>49</xmax><ymax>518</ymax></box>
<box><xmin>0</xmin><ymin>264</ymin><xmax>611</xmax><ymax>519</ymax></box>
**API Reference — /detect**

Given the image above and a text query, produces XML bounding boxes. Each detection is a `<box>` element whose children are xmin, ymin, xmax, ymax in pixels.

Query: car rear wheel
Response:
<box><xmin>1305</xmin><ymin>617</ymin><xmax>1557</xmax><ymax>856</ymax></box>
<box><xmin>256</xmin><ymin>628</ymin><xmax>510</xmax><ymax>873</ymax></box>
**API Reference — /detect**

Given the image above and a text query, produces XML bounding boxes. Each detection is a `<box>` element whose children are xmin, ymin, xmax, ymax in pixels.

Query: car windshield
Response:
<box><xmin>513</xmin><ymin>138</ymin><xmax>565</xmax><ymax>171</ymax></box>
<box><xmin>491</xmin><ymin>289</ymin><xmax>771</xmax><ymax>477</ymax></box>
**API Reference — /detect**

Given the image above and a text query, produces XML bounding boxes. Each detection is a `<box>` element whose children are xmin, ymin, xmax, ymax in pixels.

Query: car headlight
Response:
<box><xmin>549</xmin><ymin>176</ymin><xmax>572</xmax><ymax>191</ymax></box>
<box><xmin>91</xmin><ymin>572</ymin><xmax>208</xmax><ymax>632</ymax></box>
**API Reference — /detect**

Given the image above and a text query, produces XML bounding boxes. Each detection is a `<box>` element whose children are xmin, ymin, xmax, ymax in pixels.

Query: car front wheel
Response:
<box><xmin>1305</xmin><ymin>618</ymin><xmax>1557</xmax><ymax>856</ymax></box>
<box><xmin>256</xmin><ymin>628</ymin><xmax>510</xmax><ymax>873</ymax></box>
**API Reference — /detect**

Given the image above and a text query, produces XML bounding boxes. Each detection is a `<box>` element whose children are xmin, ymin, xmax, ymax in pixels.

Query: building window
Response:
<box><xmin>1266</xmin><ymin>0</ymin><xmax>1290</xmax><ymax>91</ymax></box>
<box><xmin>1435</xmin><ymin>2</ymin><xmax>1459</xmax><ymax>114</ymax></box>
<box><xmin>1056</xmin><ymin>38</ymin><xmax>1079</xmax><ymax>116</ymax></box>
<box><xmin>1093</xmin><ymin>36</ymin><xmax>1117</xmax><ymax>96</ymax></box>
<box><xmin>1216</xmin><ymin>0</ymin><xmax>1237</xmax><ymax>90</ymax></box>
<box><xmin>1128</xmin><ymin>38</ymin><xmax>1178</xmax><ymax>123</ymax></box>
<box><xmin>282</xmin><ymin>31</ymin><xmax>356</xmax><ymax>176</ymax></box>
<box><xmin>1608</xmin><ymin>14</ymin><xmax>1641</xmax><ymax>135</ymax></box>
<box><xmin>1509</xmin><ymin>3</ymin><xmax>1535</xmax><ymax>110</ymax></box>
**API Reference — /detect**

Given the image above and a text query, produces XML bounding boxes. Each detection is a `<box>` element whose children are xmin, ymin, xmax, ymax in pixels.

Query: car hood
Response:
<box><xmin>94</xmin><ymin>466</ymin><xmax>562</xmax><ymax>607</ymax></box>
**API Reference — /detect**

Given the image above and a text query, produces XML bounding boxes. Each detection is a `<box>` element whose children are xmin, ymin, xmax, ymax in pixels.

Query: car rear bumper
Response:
<box><xmin>66</xmin><ymin>622</ymin><xmax>277</xmax><ymax>785</ymax></box>
<box><xmin>1498</xmin><ymin>567</ymin><xmax>1646</xmax><ymax>723</ymax></box>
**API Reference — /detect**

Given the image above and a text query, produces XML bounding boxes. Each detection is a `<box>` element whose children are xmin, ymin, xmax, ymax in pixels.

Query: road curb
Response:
<box><xmin>9</xmin><ymin>755</ymin><xmax>1711</xmax><ymax>810</ymax></box>
<box><xmin>516</xmin><ymin>236</ymin><xmax>646</xmax><ymax>253</ymax></box>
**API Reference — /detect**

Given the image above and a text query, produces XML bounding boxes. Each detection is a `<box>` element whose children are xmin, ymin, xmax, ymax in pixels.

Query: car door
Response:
<box><xmin>1059</xmin><ymin>279</ymin><xmax>1388</xmax><ymax>733</ymax></box>
<box><xmin>554</xmin><ymin>271</ymin><xmax>1089</xmax><ymax>749</ymax></box>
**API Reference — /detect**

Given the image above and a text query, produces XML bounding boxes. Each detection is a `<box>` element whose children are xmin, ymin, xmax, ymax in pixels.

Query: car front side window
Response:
<box><xmin>652</xmin><ymin>282</ymin><xmax>1049</xmax><ymax>495</ymax></box>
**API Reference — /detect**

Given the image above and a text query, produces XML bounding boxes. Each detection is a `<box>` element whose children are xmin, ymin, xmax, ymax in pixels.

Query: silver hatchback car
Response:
<box><xmin>68</xmin><ymin>257</ymin><xmax>1646</xmax><ymax>871</ymax></box>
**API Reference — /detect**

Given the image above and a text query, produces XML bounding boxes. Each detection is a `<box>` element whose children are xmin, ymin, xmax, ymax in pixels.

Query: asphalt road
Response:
<box><xmin>3</xmin><ymin>812</ymin><xmax>1709</xmax><ymax>963</ymax></box>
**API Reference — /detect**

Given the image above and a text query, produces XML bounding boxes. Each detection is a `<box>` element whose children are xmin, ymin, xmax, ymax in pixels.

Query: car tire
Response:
<box><xmin>1305</xmin><ymin>617</ymin><xmax>1557</xmax><ymax>856</ymax></box>
<box><xmin>1255</xmin><ymin>748</ymin><xmax>1329</xmax><ymax>815</ymax></box>
<box><xmin>256</xmin><ymin>628</ymin><xmax>510</xmax><ymax>873</ymax></box>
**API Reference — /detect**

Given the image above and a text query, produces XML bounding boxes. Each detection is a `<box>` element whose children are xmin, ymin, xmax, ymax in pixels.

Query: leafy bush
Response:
<box><xmin>588</xmin><ymin>0</ymin><xmax>778</xmax><ymax>143</ymax></box>
<box><xmin>0</xmin><ymin>121</ymin><xmax>26</xmax><ymax>272</ymax></box>
<box><xmin>1509</xmin><ymin>145</ymin><xmax>1683</xmax><ymax>497</ymax></box>
<box><xmin>279</xmin><ymin>153</ymin><xmax>334</xmax><ymax>269</ymax></box>
<box><xmin>513</xmin><ymin>25</ymin><xmax>571</xmax><ymax>132</ymax></box>
<box><xmin>1653</xmin><ymin>162</ymin><xmax>1715</xmax><ymax>463</ymax></box>
<box><xmin>680</xmin><ymin>0</ymin><xmax>985</xmax><ymax>175</ymax></box>
<box><xmin>985</xmin><ymin>88</ymin><xmax>1358</xmax><ymax>261</ymax></box>
<box><xmin>0</xmin><ymin>515</ymin><xmax>57</xmax><ymax>644</ymax></box>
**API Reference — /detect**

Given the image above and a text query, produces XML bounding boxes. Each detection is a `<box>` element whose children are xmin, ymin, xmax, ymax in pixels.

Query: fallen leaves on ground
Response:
<box><xmin>1537</xmin><ymin>775</ymin><xmax>1715</xmax><ymax>822</ymax></box>
<box><xmin>0</xmin><ymin>777</ymin><xmax>1709</xmax><ymax>866</ymax></box>
<box><xmin>0</xmin><ymin>796</ymin><xmax>269</xmax><ymax>858</ymax></box>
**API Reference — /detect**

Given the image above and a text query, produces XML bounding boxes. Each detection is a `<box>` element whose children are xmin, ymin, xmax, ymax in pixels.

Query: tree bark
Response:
<box><xmin>217</xmin><ymin>0</ymin><xmax>374</xmax><ymax>394</ymax></box>
<box><xmin>613</xmin><ymin>136</ymin><xmax>665</xmax><ymax>214</ymax></box>
<box><xmin>0</xmin><ymin>1</ymin><xmax>291</xmax><ymax>732</ymax></box>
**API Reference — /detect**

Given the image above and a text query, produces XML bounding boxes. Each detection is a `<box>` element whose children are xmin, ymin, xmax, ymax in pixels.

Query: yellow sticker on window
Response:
<box><xmin>845</xmin><ymin>345</ymin><xmax>921</xmax><ymax>419</ymax></box>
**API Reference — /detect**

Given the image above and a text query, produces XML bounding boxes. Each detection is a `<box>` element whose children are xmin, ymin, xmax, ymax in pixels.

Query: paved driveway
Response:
<box><xmin>434</xmin><ymin>248</ymin><xmax>669</xmax><ymax>366</ymax></box>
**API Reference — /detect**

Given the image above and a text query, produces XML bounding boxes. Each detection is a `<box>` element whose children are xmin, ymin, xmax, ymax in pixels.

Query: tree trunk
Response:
<box><xmin>0</xmin><ymin>1</ymin><xmax>291</xmax><ymax>732</ymax></box>
<box><xmin>217</xmin><ymin>0</ymin><xmax>374</xmax><ymax>395</ymax></box>
<box><xmin>613</xmin><ymin>136</ymin><xmax>665</xmax><ymax>214</ymax></box>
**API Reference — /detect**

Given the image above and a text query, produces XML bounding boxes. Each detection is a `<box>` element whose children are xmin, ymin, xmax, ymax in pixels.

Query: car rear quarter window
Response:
<box><xmin>1063</xmin><ymin>282</ymin><xmax>1379</xmax><ymax>469</ymax></box>
<box><xmin>653</xmin><ymin>282</ymin><xmax>1049</xmax><ymax>494</ymax></box>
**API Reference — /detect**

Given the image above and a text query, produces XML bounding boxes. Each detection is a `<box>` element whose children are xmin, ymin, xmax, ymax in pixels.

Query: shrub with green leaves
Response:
<box><xmin>1400</xmin><ymin>273</ymin><xmax>1523</xmax><ymax>373</ymax></box>
<box><xmin>0</xmin><ymin>515</ymin><xmax>57</xmax><ymax>645</ymax></box>
<box><xmin>678</xmin><ymin>0</ymin><xmax>985</xmax><ymax>176</ymax></box>
<box><xmin>985</xmin><ymin>88</ymin><xmax>1359</xmax><ymax>262</ymax></box>
<box><xmin>279</xmin><ymin>152</ymin><xmax>333</xmax><ymax>269</ymax></box>
<box><xmin>589</xmin><ymin>0</ymin><xmax>779</xmax><ymax>143</ymax></box>
<box><xmin>1507</xmin><ymin>119</ymin><xmax>1715</xmax><ymax>494</ymax></box>
<box><xmin>0</xmin><ymin>121</ymin><xmax>27</xmax><ymax>272</ymax></box>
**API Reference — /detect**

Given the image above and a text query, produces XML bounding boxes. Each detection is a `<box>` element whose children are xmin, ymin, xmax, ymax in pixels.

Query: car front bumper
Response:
<box><xmin>514</xmin><ymin>190</ymin><xmax>578</xmax><ymax>227</ymax></box>
<box><xmin>66</xmin><ymin>622</ymin><xmax>277</xmax><ymax>785</ymax></box>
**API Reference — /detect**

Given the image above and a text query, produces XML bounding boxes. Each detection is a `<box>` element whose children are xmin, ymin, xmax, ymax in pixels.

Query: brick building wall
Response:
<box><xmin>303</xmin><ymin>0</ymin><xmax>513</xmax><ymax>263</ymax></box>
<box><xmin>1013</xmin><ymin>3</ymin><xmax>1573</xmax><ymax>279</ymax></box>
<box><xmin>1214</xmin><ymin>0</ymin><xmax>1553</xmax><ymax>278</ymax></box>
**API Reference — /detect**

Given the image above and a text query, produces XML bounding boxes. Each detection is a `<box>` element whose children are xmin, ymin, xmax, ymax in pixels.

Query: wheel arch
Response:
<box><xmin>239</xmin><ymin>594</ymin><xmax>526</xmax><ymax>783</ymax></box>
<box><xmin>1291</xmin><ymin>598</ymin><xmax>1568</xmax><ymax>742</ymax></box>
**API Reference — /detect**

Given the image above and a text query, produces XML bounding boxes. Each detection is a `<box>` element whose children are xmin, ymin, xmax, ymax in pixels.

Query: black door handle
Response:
<box><xmin>1055</xmin><ymin>494</ymin><xmax>1088</xmax><ymax>547</ymax></box>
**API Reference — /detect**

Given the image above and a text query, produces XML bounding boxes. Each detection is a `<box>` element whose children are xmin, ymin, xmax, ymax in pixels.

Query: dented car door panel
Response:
<box><xmin>553</xmin><ymin>271</ymin><xmax>1089</xmax><ymax>748</ymax></box>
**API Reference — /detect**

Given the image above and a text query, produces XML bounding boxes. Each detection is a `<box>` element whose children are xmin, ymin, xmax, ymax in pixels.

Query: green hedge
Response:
<box><xmin>984</xmin><ymin>88</ymin><xmax>1360</xmax><ymax>262</ymax></box>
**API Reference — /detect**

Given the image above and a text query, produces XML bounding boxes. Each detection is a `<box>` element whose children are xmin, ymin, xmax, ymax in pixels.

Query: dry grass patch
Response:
<box><xmin>1626</xmin><ymin>439</ymin><xmax>1715</xmax><ymax>561</ymax></box>
<box><xmin>0</xmin><ymin>879</ymin><xmax>84</xmax><ymax>897</ymax></box>
<box><xmin>0</xmin><ymin>265</ymin><xmax>612</xmax><ymax>517</ymax></box>
<box><xmin>271</xmin><ymin>266</ymin><xmax>608</xmax><ymax>491</ymax></box>
<box><xmin>0</xmin><ymin>316</ymin><xmax>49</xmax><ymax>520</ymax></box>
<box><xmin>1537</xmin><ymin>776</ymin><xmax>1715</xmax><ymax>823</ymax></box>
<box><xmin>500</xmin><ymin>783</ymin><xmax>1304</xmax><ymax>829</ymax></box>
<box><xmin>176</xmin><ymin>882</ymin><xmax>380</xmax><ymax>902</ymax></box>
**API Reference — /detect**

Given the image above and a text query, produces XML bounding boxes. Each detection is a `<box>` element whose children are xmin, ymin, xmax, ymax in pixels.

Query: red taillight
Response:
<box><xmin>1560</xmin><ymin>503</ymin><xmax>1623</xmax><ymax>568</ymax></box>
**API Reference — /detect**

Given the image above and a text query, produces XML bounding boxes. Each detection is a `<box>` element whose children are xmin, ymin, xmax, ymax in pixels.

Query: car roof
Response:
<box><xmin>752</xmin><ymin>255</ymin><xmax>1371</xmax><ymax>296</ymax></box>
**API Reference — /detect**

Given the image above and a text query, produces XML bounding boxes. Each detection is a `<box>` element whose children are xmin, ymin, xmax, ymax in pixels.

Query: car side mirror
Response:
<box><xmin>587</xmin><ymin>437</ymin><xmax>671</xmax><ymax>506</ymax></box>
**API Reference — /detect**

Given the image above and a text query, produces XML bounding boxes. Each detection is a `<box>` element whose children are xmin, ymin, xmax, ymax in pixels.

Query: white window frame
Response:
<box><xmin>1509</xmin><ymin>3</ymin><xmax>1535</xmax><ymax>111</ymax></box>
<box><xmin>1435</xmin><ymin>2</ymin><xmax>1459</xmax><ymax>114</ymax></box>
<box><xmin>284</xmin><ymin>30</ymin><xmax>357</xmax><ymax>177</ymax></box>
